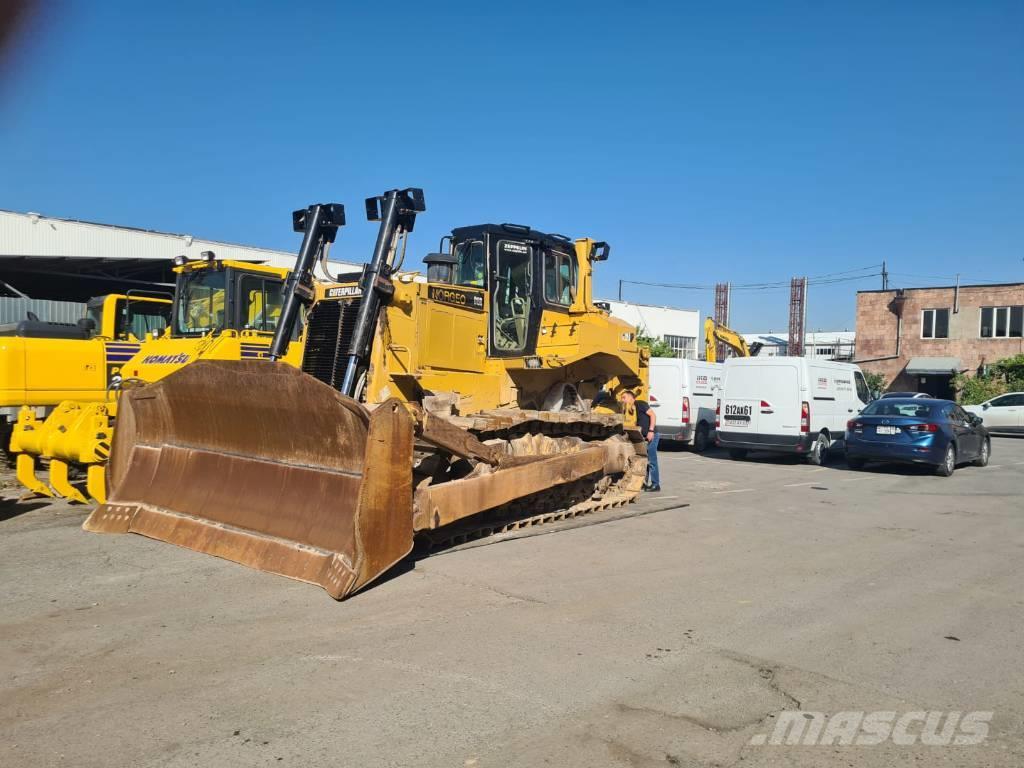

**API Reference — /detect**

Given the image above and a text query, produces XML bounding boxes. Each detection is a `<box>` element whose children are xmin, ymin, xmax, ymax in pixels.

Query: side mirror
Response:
<box><xmin>969</xmin><ymin>414</ymin><xmax>983</xmax><ymax>427</ymax></box>
<box><xmin>982</xmin><ymin>403</ymin><xmax>990</xmax><ymax>410</ymax></box>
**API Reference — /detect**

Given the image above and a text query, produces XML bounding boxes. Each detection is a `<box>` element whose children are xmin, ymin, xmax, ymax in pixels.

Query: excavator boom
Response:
<box><xmin>704</xmin><ymin>317</ymin><xmax>761</xmax><ymax>362</ymax></box>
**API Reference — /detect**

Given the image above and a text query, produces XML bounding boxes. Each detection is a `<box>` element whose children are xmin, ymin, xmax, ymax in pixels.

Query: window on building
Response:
<box><xmin>814</xmin><ymin>347</ymin><xmax>835</xmax><ymax>357</ymax></box>
<box><xmin>980</xmin><ymin>306</ymin><xmax>1024</xmax><ymax>338</ymax></box>
<box><xmin>921</xmin><ymin>308</ymin><xmax>949</xmax><ymax>339</ymax></box>
<box><xmin>663</xmin><ymin>334</ymin><xmax>697</xmax><ymax>359</ymax></box>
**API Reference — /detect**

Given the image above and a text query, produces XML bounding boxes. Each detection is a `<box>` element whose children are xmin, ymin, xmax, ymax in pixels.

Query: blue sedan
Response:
<box><xmin>845</xmin><ymin>398</ymin><xmax>990</xmax><ymax>477</ymax></box>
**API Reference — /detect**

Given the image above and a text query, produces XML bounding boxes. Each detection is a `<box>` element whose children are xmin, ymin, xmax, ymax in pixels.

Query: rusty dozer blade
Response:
<box><xmin>83</xmin><ymin>359</ymin><xmax>415</xmax><ymax>599</ymax></box>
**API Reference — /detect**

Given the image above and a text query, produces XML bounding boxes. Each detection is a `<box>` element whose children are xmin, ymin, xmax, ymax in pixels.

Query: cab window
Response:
<box><xmin>175</xmin><ymin>269</ymin><xmax>227</xmax><ymax>335</ymax></box>
<box><xmin>124</xmin><ymin>299</ymin><xmax>170</xmax><ymax>339</ymax></box>
<box><xmin>240</xmin><ymin>275</ymin><xmax>284</xmax><ymax>332</ymax></box>
<box><xmin>492</xmin><ymin>240</ymin><xmax>532</xmax><ymax>353</ymax></box>
<box><xmin>454</xmin><ymin>240</ymin><xmax>486</xmax><ymax>288</ymax></box>
<box><xmin>543</xmin><ymin>250</ymin><xmax>576</xmax><ymax>307</ymax></box>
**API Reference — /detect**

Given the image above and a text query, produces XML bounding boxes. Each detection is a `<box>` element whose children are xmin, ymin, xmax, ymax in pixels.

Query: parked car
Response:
<box><xmin>963</xmin><ymin>393</ymin><xmax>1024</xmax><ymax>435</ymax></box>
<box><xmin>845</xmin><ymin>398</ymin><xmax>989</xmax><ymax>476</ymax></box>
<box><xmin>649</xmin><ymin>358</ymin><xmax>721</xmax><ymax>451</ymax></box>
<box><xmin>716</xmin><ymin>357</ymin><xmax>872</xmax><ymax>464</ymax></box>
<box><xmin>880</xmin><ymin>392</ymin><xmax>933</xmax><ymax>399</ymax></box>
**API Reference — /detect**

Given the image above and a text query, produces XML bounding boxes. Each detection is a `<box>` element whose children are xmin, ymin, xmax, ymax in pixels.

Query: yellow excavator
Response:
<box><xmin>1</xmin><ymin>292</ymin><xmax>172</xmax><ymax>458</ymax></box>
<box><xmin>703</xmin><ymin>317</ymin><xmax>762</xmax><ymax>362</ymax></box>
<box><xmin>85</xmin><ymin>188</ymin><xmax>649</xmax><ymax>599</ymax></box>
<box><xmin>9</xmin><ymin>257</ymin><xmax>303</xmax><ymax>504</ymax></box>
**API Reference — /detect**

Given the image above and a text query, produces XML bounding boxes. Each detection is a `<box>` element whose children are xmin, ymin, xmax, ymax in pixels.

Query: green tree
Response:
<box><xmin>863</xmin><ymin>371</ymin><xmax>887</xmax><ymax>397</ymax></box>
<box><xmin>953</xmin><ymin>353</ymin><xmax>1024</xmax><ymax>405</ymax></box>
<box><xmin>637</xmin><ymin>333</ymin><xmax>677</xmax><ymax>358</ymax></box>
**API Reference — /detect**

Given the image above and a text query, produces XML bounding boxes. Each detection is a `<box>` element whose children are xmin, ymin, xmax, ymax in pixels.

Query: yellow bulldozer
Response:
<box><xmin>85</xmin><ymin>188</ymin><xmax>650</xmax><ymax>599</ymax></box>
<box><xmin>1</xmin><ymin>291</ymin><xmax>172</xmax><ymax>460</ymax></box>
<box><xmin>9</xmin><ymin>256</ymin><xmax>303</xmax><ymax>504</ymax></box>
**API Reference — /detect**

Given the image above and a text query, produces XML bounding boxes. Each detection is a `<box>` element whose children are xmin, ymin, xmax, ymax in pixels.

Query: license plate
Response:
<box><xmin>724</xmin><ymin>418</ymin><xmax>748</xmax><ymax>427</ymax></box>
<box><xmin>876</xmin><ymin>425</ymin><xmax>899</xmax><ymax>435</ymax></box>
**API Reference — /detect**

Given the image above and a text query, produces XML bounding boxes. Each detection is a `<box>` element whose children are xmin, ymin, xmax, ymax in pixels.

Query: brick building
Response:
<box><xmin>855</xmin><ymin>283</ymin><xmax>1024</xmax><ymax>398</ymax></box>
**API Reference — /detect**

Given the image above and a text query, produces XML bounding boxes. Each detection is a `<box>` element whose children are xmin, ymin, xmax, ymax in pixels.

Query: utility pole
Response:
<box><xmin>618</xmin><ymin>279</ymin><xmax>623</xmax><ymax>302</ymax></box>
<box><xmin>881</xmin><ymin>261</ymin><xmax>889</xmax><ymax>290</ymax></box>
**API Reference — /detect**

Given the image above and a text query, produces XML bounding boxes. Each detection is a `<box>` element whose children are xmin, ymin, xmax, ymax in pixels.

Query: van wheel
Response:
<box><xmin>936</xmin><ymin>444</ymin><xmax>956</xmax><ymax>477</ymax></box>
<box><xmin>807</xmin><ymin>432</ymin><xmax>830</xmax><ymax>466</ymax></box>
<box><xmin>693</xmin><ymin>423</ymin><xmax>710</xmax><ymax>453</ymax></box>
<box><xmin>728</xmin><ymin>448</ymin><xmax>747</xmax><ymax>460</ymax></box>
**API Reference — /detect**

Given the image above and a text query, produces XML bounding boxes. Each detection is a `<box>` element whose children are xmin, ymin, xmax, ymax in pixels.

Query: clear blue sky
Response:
<box><xmin>1</xmin><ymin>1</ymin><xmax>1021</xmax><ymax>331</ymax></box>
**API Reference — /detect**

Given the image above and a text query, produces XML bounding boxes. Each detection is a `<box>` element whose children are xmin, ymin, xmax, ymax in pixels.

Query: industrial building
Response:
<box><xmin>0</xmin><ymin>210</ymin><xmax>355</xmax><ymax>323</ymax></box>
<box><xmin>742</xmin><ymin>331</ymin><xmax>856</xmax><ymax>360</ymax></box>
<box><xmin>601</xmin><ymin>300</ymin><xmax>700</xmax><ymax>359</ymax></box>
<box><xmin>856</xmin><ymin>282</ymin><xmax>1024</xmax><ymax>398</ymax></box>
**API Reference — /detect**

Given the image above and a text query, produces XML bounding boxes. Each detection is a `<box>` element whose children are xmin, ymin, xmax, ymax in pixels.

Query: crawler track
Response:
<box><xmin>420</xmin><ymin>408</ymin><xmax>648</xmax><ymax>552</ymax></box>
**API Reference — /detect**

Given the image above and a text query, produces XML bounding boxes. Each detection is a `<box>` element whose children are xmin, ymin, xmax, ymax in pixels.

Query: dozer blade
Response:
<box><xmin>83</xmin><ymin>360</ymin><xmax>415</xmax><ymax>599</ymax></box>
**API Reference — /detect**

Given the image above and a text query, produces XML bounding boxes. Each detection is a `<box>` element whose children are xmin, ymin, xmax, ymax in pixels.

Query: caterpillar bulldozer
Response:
<box><xmin>1</xmin><ymin>291</ymin><xmax>172</xmax><ymax>460</ymax></box>
<box><xmin>9</xmin><ymin>257</ymin><xmax>304</xmax><ymax>503</ymax></box>
<box><xmin>85</xmin><ymin>188</ymin><xmax>650</xmax><ymax>599</ymax></box>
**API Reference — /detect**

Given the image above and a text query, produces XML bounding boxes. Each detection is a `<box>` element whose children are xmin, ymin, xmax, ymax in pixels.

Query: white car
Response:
<box><xmin>964</xmin><ymin>393</ymin><xmax>1024</xmax><ymax>435</ymax></box>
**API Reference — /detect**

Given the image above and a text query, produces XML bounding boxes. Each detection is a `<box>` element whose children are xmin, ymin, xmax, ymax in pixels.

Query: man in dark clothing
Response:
<box><xmin>621</xmin><ymin>389</ymin><xmax>660</xmax><ymax>492</ymax></box>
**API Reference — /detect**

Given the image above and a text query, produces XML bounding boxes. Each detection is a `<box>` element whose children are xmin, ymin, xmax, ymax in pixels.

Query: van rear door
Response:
<box><xmin>722</xmin><ymin>361</ymin><xmax>801</xmax><ymax>436</ymax></box>
<box><xmin>649</xmin><ymin>359</ymin><xmax>684</xmax><ymax>430</ymax></box>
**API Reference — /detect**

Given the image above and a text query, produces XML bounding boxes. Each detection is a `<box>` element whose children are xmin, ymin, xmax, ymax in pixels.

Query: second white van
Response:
<box><xmin>716</xmin><ymin>357</ymin><xmax>872</xmax><ymax>464</ymax></box>
<box><xmin>649</xmin><ymin>358</ymin><xmax>722</xmax><ymax>452</ymax></box>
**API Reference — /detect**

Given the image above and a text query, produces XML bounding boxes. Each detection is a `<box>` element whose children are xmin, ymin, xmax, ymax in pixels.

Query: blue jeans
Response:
<box><xmin>645</xmin><ymin>432</ymin><xmax>660</xmax><ymax>488</ymax></box>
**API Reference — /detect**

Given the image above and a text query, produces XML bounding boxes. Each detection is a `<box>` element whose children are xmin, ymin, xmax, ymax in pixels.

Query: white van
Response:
<box><xmin>716</xmin><ymin>357</ymin><xmax>872</xmax><ymax>464</ymax></box>
<box><xmin>649</xmin><ymin>358</ymin><xmax>722</xmax><ymax>452</ymax></box>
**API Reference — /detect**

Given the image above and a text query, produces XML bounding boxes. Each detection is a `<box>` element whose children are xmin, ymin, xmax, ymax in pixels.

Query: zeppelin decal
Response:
<box><xmin>428</xmin><ymin>285</ymin><xmax>485</xmax><ymax>312</ymax></box>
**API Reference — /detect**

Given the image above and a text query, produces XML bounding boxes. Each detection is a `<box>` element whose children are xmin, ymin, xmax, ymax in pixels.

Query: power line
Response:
<box><xmin>618</xmin><ymin>267</ymin><xmax>882</xmax><ymax>294</ymax></box>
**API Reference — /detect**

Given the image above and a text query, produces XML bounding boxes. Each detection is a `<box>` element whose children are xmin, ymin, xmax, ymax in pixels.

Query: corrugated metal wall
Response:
<box><xmin>0</xmin><ymin>297</ymin><xmax>86</xmax><ymax>325</ymax></box>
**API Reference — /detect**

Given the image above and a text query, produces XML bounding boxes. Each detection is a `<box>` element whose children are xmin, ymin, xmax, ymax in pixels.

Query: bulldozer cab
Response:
<box><xmin>171</xmin><ymin>261</ymin><xmax>292</xmax><ymax>339</ymax></box>
<box><xmin>85</xmin><ymin>293</ymin><xmax>172</xmax><ymax>341</ymax></box>
<box><xmin>437</xmin><ymin>225</ymin><xmax>582</xmax><ymax>359</ymax></box>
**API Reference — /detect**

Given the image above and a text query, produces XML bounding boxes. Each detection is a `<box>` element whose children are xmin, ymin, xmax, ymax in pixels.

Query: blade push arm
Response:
<box><xmin>269</xmin><ymin>203</ymin><xmax>347</xmax><ymax>361</ymax></box>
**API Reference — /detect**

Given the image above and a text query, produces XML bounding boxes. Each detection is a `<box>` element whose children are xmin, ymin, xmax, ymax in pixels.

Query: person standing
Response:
<box><xmin>621</xmin><ymin>389</ymin><xmax>660</xmax><ymax>492</ymax></box>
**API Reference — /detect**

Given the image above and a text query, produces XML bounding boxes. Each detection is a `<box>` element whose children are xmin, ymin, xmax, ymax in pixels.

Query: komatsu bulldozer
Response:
<box><xmin>9</xmin><ymin>257</ymin><xmax>303</xmax><ymax>503</ymax></box>
<box><xmin>1</xmin><ymin>292</ymin><xmax>171</xmax><ymax>459</ymax></box>
<box><xmin>85</xmin><ymin>189</ymin><xmax>649</xmax><ymax>600</ymax></box>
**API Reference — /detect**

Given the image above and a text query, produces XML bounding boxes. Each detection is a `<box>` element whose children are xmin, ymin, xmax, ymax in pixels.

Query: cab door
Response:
<box><xmin>489</xmin><ymin>238</ymin><xmax>537</xmax><ymax>357</ymax></box>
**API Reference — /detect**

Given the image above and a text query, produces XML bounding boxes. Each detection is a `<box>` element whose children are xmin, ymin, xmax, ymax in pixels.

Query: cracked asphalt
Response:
<box><xmin>2</xmin><ymin>437</ymin><xmax>1023</xmax><ymax>767</ymax></box>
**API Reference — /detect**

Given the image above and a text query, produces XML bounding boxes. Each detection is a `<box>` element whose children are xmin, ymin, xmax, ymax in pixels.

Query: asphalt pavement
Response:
<box><xmin>2</xmin><ymin>437</ymin><xmax>1022</xmax><ymax>767</ymax></box>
